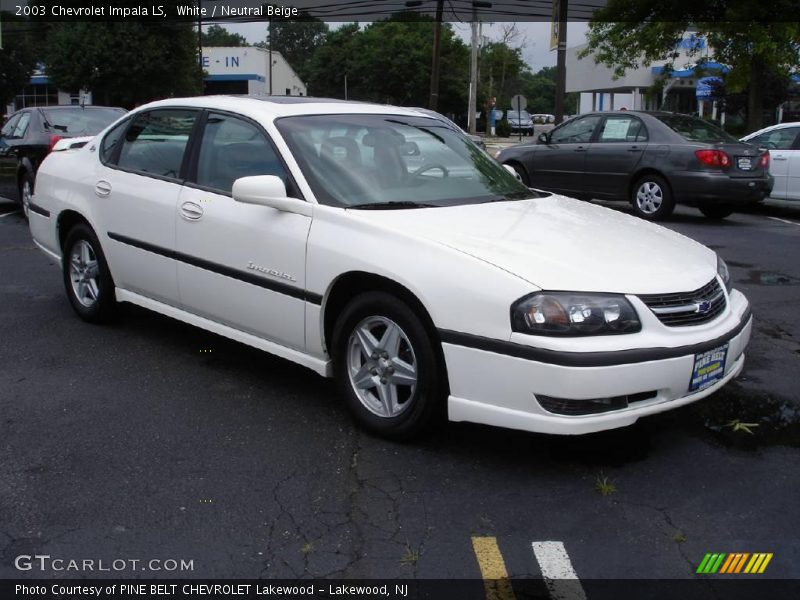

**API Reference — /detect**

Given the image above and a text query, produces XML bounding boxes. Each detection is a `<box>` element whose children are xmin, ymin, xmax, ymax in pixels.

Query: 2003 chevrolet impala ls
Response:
<box><xmin>28</xmin><ymin>96</ymin><xmax>752</xmax><ymax>439</ymax></box>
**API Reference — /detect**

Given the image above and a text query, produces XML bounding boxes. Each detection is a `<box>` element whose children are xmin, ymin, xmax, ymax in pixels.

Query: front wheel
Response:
<box><xmin>699</xmin><ymin>206</ymin><xmax>734</xmax><ymax>220</ymax></box>
<box><xmin>332</xmin><ymin>292</ymin><xmax>444</xmax><ymax>440</ymax></box>
<box><xmin>62</xmin><ymin>224</ymin><xmax>118</xmax><ymax>323</ymax></box>
<box><xmin>631</xmin><ymin>174</ymin><xmax>675</xmax><ymax>221</ymax></box>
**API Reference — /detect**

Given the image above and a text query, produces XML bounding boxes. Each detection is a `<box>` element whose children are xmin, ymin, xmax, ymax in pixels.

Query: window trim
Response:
<box><xmin>102</xmin><ymin>107</ymin><xmax>203</xmax><ymax>185</ymax></box>
<box><xmin>182</xmin><ymin>108</ymin><xmax>305</xmax><ymax>201</ymax></box>
<box><xmin>550</xmin><ymin>114</ymin><xmax>603</xmax><ymax>145</ymax></box>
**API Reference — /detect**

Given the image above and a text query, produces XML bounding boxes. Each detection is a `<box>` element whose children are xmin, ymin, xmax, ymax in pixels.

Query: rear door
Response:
<box><xmin>95</xmin><ymin>108</ymin><xmax>200</xmax><ymax>305</ymax></box>
<box><xmin>787</xmin><ymin>131</ymin><xmax>800</xmax><ymax>200</ymax></box>
<box><xmin>749</xmin><ymin>126</ymin><xmax>800</xmax><ymax>199</ymax></box>
<box><xmin>583</xmin><ymin>114</ymin><xmax>649</xmax><ymax>199</ymax></box>
<box><xmin>533</xmin><ymin>114</ymin><xmax>602</xmax><ymax>196</ymax></box>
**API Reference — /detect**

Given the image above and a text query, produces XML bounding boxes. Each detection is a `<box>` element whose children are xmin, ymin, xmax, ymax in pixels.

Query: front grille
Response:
<box><xmin>537</xmin><ymin>391</ymin><xmax>657</xmax><ymax>416</ymax></box>
<box><xmin>638</xmin><ymin>278</ymin><xmax>726</xmax><ymax>327</ymax></box>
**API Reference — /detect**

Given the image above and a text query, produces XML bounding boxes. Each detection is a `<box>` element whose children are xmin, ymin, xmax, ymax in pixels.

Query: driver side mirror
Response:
<box><xmin>232</xmin><ymin>175</ymin><xmax>312</xmax><ymax>216</ymax></box>
<box><xmin>538</xmin><ymin>132</ymin><xmax>549</xmax><ymax>144</ymax></box>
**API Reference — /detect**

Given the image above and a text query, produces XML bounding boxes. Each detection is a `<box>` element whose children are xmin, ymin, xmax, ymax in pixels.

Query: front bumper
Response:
<box><xmin>443</xmin><ymin>299</ymin><xmax>752</xmax><ymax>435</ymax></box>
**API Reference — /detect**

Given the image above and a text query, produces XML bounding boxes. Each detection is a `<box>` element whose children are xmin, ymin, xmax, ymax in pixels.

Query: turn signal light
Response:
<box><xmin>695</xmin><ymin>149</ymin><xmax>731</xmax><ymax>168</ymax></box>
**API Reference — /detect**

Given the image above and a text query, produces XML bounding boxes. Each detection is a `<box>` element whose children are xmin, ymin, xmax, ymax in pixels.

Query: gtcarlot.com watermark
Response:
<box><xmin>14</xmin><ymin>554</ymin><xmax>194</xmax><ymax>573</ymax></box>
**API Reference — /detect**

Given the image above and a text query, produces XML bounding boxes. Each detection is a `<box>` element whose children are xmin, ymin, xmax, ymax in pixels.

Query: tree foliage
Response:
<box><xmin>0</xmin><ymin>18</ymin><xmax>40</xmax><ymax>108</ymax></box>
<box><xmin>581</xmin><ymin>0</ymin><xmax>800</xmax><ymax>131</ymax></box>
<box><xmin>44</xmin><ymin>21</ymin><xmax>203</xmax><ymax>108</ymax></box>
<box><xmin>259</xmin><ymin>19</ymin><xmax>329</xmax><ymax>83</ymax></box>
<box><xmin>201</xmin><ymin>24</ymin><xmax>247</xmax><ymax>47</ymax></box>
<box><xmin>305</xmin><ymin>15</ymin><xmax>469</xmax><ymax>116</ymax></box>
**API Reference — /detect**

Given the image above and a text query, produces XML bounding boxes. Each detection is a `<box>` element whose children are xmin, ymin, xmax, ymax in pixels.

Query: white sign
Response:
<box><xmin>511</xmin><ymin>94</ymin><xmax>527</xmax><ymax>111</ymax></box>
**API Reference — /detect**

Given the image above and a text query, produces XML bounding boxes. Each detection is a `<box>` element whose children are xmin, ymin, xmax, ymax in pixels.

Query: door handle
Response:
<box><xmin>573</xmin><ymin>146</ymin><xmax>586</xmax><ymax>152</ymax></box>
<box><xmin>180</xmin><ymin>201</ymin><xmax>204</xmax><ymax>221</ymax></box>
<box><xmin>95</xmin><ymin>180</ymin><xmax>112</xmax><ymax>197</ymax></box>
<box><xmin>627</xmin><ymin>146</ymin><xmax>642</xmax><ymax>152</ymax></box>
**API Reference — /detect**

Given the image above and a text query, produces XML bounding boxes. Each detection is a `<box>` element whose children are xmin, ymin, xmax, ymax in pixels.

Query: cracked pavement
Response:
<box><xmin>1</xmin><ymin>199</ymin><xmax>799</xmax><ymax>582</ymax></box>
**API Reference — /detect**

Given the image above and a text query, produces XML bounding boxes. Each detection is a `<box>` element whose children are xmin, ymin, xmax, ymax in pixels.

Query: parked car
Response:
<box><xmin>532</xmin><ymin>113</ymin><xmax>555</xmax><ymax>124</ymax></box>
<box><xmin>410</xmin><ymin>107</ymin><xmax>486</xmax><ymax>150</ymax></box>
<box><xmin>29</xmin><ymin>96</ymin><xmax>752</xmax><ymax>440</ymax></box>
<box><xmin>0</xmin><ymin>105</ymin><xmax>126</xmax><ymax>217</ymax></box>
<box><xmin>740</xmin><ymin>122</ymin><xmax>800</xmax><ymax>201</ymax></box>
<box><xmin>506</xmin><ymin>110</ymin><xmax>535</xmax><ymax>136</ymax></box>
<box><xmin>497</xmin><ymin>111</ymin><xmax>773</xmax><ymax>220</ymax></box>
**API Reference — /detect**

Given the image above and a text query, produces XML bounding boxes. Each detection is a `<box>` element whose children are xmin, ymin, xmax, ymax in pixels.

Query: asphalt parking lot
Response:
<box><xmin>1</xmin><ymin>196</ymin><xmax>799</xmax><ymax>590</ymax></box>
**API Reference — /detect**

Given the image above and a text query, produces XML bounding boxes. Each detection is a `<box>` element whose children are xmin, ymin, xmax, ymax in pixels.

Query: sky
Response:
<box><xmin>219</xmin><ymin>21</ymin><xmax>590</xmax><ymax>74</ymax></box>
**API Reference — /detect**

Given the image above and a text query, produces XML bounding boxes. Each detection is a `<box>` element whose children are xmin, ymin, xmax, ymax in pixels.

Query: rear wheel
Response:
<box><xmin>332</xmin><ymin>292</ymin><xmax>444</xmax><ymax>440</ymax></box>
<box><xmin>631</xmin><ymin>174</ymin><xmax>675</xmax><ymax>221</ymax></box>
<box><xmin>62</xmin><ymin>224</ymin><xmax>118</xmax><ymax>323</ymax></box>
<box><xmin>699</xmin><ymin>206</ymin><xmax>734</xmax><ymax>220</ymax></box>
<box><xmin>19</xmin><ymin>171</ymin><xmax>33</xmax><ymax>221</ymax></box>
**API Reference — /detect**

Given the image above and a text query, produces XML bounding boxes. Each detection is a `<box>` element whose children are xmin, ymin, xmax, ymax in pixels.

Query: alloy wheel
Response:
<box><xmin>636</xmin><ymin>181</ymin><xmax>663</xmax><ymax>214</ymax></box>
<box><xmin>69</xmin><ymin>240</ymin><xmax>101</xmax><ymax>308</ymax></box>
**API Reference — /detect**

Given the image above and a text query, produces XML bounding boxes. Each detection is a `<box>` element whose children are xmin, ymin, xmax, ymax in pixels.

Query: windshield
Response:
<box><xmin>656</xmin><ymin>114</ymin><xmax>739</xmax><ymax>143</ymax></box>
<box><xmin>40</xmin><ymin>107</ymin><xmax>126</xmax><ymax>135</ymax></box>
<box><xmin>507</xmin><ymin>111</ymin><xmax>530</xmax><ymax>121</ymax></box>
<box><xmin>276</xmin><ymin>114</ymin><xmax>537</xmax><ymax>208</ymax></box>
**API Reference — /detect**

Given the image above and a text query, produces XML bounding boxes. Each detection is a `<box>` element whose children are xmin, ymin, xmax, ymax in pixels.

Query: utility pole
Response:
<box><xmin>553</xmin><ymin>0</ymin><xmax>568</xmax><ymax>124</ymax></box>
<box><xmin>468</xmin><ymin>19</ymin><xmax>479</xmax><ymax>133</ymax></box>
<box><xmin>197</xmin><ymin>0</ymin><xmax>203</xmax><ymax>91</ymax></box>
<box><xmin>268</xmin><ymin>18</ymin><xmax>273</xmax><ymax>95</ymax></box>
<box><xmin>428</xmin><ymin>0</ymin><xmax>444</xmax><ymax>110</ymax></box>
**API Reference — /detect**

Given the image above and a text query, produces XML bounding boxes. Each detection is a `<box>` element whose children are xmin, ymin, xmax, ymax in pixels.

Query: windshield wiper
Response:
<box><xmin>349</xmin><ymin>201</ymin><xmax>437</xmax><ymax>210</ymax></box>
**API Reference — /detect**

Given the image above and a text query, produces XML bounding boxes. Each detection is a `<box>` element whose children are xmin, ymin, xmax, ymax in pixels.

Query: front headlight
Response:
<box><xmin>717</xmin><ymin>255</ymin><xmax>732</xmax><ymax>292</ymax></box>
<box><xmin>511</xmin><ymin>292</ymin><xmax>641</xmax><ymax>336</ymax></box>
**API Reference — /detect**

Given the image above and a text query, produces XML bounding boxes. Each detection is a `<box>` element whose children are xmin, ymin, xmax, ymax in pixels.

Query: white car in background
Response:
<box><xmin>741</xmin><ymin>122</ymin><xmax>800</xmax><ymax>200</ymax></box>
<box><xmin>28</xmin><ymin>96</ymin><xmax>752</xmax><ymax>440</ymax></box>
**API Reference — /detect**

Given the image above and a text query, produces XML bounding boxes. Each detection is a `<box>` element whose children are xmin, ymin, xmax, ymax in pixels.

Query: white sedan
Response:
<box><xmin>28</xmin><ymin>96</ymin><xmax>752</xmax><ymax>439</ymax></box>
<box><xmin>741</xmin><ymin>122</ymin><xmax>800</xmax><ymax>200</ymax></box>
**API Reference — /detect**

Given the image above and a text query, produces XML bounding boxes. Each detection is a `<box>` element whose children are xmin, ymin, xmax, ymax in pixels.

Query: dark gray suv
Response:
<box><xmin>496</xmin><ymin>111</ymin><xmax>773</xmax><ymax>220</ymax></box>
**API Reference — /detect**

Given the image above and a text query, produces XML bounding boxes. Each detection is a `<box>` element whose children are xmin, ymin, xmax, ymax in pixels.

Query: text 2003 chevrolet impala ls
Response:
<box><xmin>27</xmin><ymin>96</ymin><xmax>752</xmax><ymax>439</ymax></box>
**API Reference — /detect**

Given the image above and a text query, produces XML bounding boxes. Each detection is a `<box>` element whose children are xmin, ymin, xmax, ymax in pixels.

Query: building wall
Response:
<box><xmin>201</xmin><ymin>46</ymin><xmax>306</xmax><ymax>97</ymax></box>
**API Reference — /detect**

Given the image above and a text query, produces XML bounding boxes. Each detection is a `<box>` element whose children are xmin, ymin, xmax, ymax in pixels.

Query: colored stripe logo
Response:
<box><xmin>697</xmin><ymin>552</ymin><xmax>773</xmax><ymax>574</ymax></box>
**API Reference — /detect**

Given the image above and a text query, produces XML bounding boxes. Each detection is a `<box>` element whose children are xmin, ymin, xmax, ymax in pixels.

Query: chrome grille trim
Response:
<box><xmin>638</xmin><ymin>278</ymin><xmax>727</xmax><ymax>327</ymax></box>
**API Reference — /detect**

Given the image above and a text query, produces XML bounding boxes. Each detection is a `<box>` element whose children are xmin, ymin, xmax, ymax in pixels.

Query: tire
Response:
<box><xmin>630</xmin><ymin>174</ymin><xmax>675</xmax><ymax>221</ymax></box>
<box><xmin>62</xmin><ymin>223</ymin><xmax>118</xmax><ymax>323</ymax></box>
<box><xmin>19</xmin><ymin>171</ymin><xmax>34</xmax><ymax>221</ymax></box>
<box><xmin>699</xmin><ymin>206</ymin><xmax>734</xmax><ymax>220</ymax></box>
<box><xmin>506</xmin><ymin>162</ymin><xmax>530</xmax><ymax>186</ymax></box>
<box><xmin>332</xmin><ymin>291</ymin><xmax>444</xmax><ymax>440</ymax></box>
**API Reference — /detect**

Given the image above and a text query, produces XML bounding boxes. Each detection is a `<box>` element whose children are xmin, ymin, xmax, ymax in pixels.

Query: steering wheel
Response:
<box><xmin>411</xmin><ymin>163</ymin><xmax>449</xmax><ymax>179</ymax></box>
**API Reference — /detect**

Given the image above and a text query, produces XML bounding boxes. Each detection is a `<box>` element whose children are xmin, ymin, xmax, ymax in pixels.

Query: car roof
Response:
<box><xmin>741</xmin><ymin>121</ymin><xmax>800</xmax><ymax>139</ymax></box>
<box><xmin>134</xmin><ymin>95</ymin><xmax>428</xmax><ymax>122</ymax></box>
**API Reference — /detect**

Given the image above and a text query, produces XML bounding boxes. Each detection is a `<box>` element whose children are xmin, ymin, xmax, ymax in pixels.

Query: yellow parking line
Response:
<box><xmin>471</xmin><ymin>536</ymin><xmax>517</xmax><ymax>600</ymax></box>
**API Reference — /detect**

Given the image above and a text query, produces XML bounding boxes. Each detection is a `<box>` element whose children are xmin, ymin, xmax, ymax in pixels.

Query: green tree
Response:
<box><xmin>478</xmin><ymin>42</ymin><xmax>529</xmax><ymax>110</ymax></box>
<box><xmin>44</xmin><ymin>21</ymin><xmax>203</xmax><ymax>108</ymax></box>
<box><xmin>520</xmin><ymin>67</ymin><xmax>578</xmax><ymax>115</ymax></box>
<box><xmin>259</xmin><ymin>19</ymin><xmax>328</xmax><ymax>83</ymax></box>
<box><xmin>0</xmin><ymin>19</ymin><xmax>39</xmax><ymax>108</ymax></box>
<box><xmin>580</xmin><ymin>0</ymin><xmax>800</xmax><ymax>132</ymax></box>
<box><xmin>305</xmin><ymin>23</ymin><xmax>361</xmax><ymax>98</ymax></box>
<box><xmin>201</xmin><ymin>24</ymin><xmax>247</xmax><ymax>47</ymax></box>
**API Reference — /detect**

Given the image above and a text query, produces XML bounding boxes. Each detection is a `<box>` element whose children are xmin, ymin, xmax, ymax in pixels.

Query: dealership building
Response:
<box><xmin>6</xmin><ymin>45</ymin><xmax>306</xmax><ymax>114</ymax></box>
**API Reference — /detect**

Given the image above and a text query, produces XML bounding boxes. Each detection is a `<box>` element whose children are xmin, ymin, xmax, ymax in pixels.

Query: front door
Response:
<box><xmin>534</xmin><ymin>114</ymin><xmax>602</xmax><ymax>197</ymax></box>
<box><xmin>176</xmin><ymin>111</ymin><xmax>312</xmax><ymax>351</ymax></box>
<box><xmin>584</xmin><ymin>114</ymin><xmax>649</xmax><ymax>199</ymax></box>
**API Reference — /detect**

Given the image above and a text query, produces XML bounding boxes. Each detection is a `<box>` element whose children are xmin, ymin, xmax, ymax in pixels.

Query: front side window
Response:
<box><xmin>276</xmin><ymin>114</ymin><xmax>536</xmax><ymax>208</ymax></box>
<box><xmin>99</xmin><ymin>119</ymin><xmax>130</xmax><ymax>165</ymax></box>
<box><xmin>598</xmin><ymin>116</ymin><xmax>648</xmax><ymax>143</ymax></box>
<box><xmin>117</xmin><ymin>109</ymin><xmax>198</xmax><ymax>179</ymax></box>
<box><xmin>195</xmin><ymin>113</ymin><xmax>288</xmax><ymax>194</ymax></box>
<box><xmin>550</xmin><ymin>115</ymin><xmax>602</xmax><ymax>144</ymax></box>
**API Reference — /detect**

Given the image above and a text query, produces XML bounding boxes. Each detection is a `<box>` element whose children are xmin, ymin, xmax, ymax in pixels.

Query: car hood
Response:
<box><xmin>351</xmin><ymin>194</ymin><xmax>717</xmax><ymax>294</ymax></box>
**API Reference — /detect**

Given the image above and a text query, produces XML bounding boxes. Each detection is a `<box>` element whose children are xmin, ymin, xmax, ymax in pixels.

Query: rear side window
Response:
<box><xmin>749</xmin><ymin>127</ymin><xmax>799</xmax><ymax>150</ymax></box>
<box><xmin>99</xmin><ymin>119</ymin><xmax>129</xmax><ymax>164</ymax></box>
<box><xmin>194</xmin><ymin>113</ymin><xmax>287</xmax><ymax>194</ymax></box>
<box><xmin>598</xmin><ymin>116</ymin><xmax>648</xmax><ymax>142</ymax></box>
<box><xmin>117</xmin><ymin>110</ymin><xmax>198</xmax><ymax>179</ymax></box>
